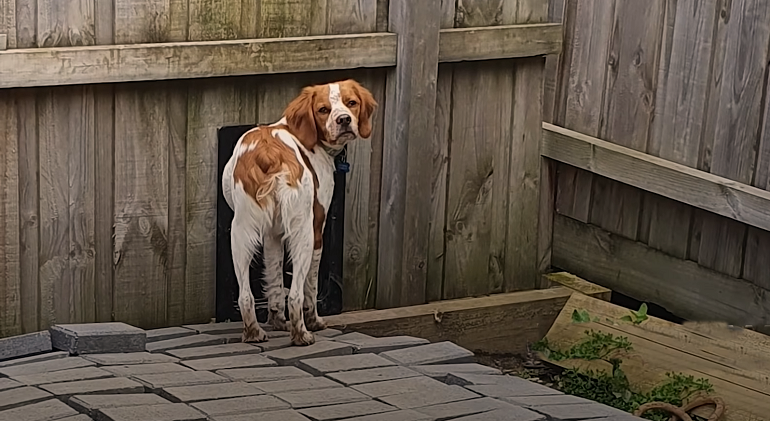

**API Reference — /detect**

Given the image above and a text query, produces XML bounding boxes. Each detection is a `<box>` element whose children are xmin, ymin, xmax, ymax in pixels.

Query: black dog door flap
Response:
<box><xmin>216</xmin><ymin>124</ymin><xmax>344</xmax><ymax>323</ymax></box>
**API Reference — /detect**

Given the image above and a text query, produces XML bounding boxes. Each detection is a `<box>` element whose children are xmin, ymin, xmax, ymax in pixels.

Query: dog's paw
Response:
<box><xmin>305</xmin><ymin>316</ymin><xmax>327</xmax><ymax>332</ymax></box>
<box><xmin>242</xmin><ymin>325</ymin><xmax>269</xmax><ymax>343</ymax></box>
<box><xmin>291</xmin><ymin>329</ymin><xmax>315</xmax><ymax>346</ymax></box>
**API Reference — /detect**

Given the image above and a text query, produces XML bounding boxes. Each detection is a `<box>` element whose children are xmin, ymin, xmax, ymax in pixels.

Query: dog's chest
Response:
<box><xmin>305</xmin><ymin>150</ymin><xmax>335</xmax><ymax>213</ymax></box>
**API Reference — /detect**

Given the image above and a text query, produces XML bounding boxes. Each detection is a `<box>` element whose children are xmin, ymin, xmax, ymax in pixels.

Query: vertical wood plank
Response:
<box><xmin>542</xmin><ymin>0</ymin><xmax>564</xmax><ymax>123</ymax></box>
<box><xmin>0</xmin><ymin>92</ymin><xmax>21</xmax><ymax>337</ymax></box>
<box><xmin>259</xmin><ymin>0</ymin><xmax>312</xmax><ymax>38</ymax></box>
<box><xmin>376</xmin><ymin>0</ymin><xmax>440</xmax><ymax>308</ymax></box>
<box><xmin>1</xmin><ymin>0</ymin><xmax>18</xmax><ymax>48</ymax></box>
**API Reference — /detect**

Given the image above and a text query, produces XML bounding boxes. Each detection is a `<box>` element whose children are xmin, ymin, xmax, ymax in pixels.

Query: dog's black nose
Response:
<box><xmin>336</xmin><ymin>114</ymin><xmax>352</xmax><ymax>125</ymax></box>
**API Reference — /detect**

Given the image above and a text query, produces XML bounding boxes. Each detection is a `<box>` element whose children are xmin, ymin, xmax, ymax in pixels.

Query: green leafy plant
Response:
<box><xmin>620</xmin><ymin>303</ymin><xmax>649</xmax><ymax>325</ymax></box>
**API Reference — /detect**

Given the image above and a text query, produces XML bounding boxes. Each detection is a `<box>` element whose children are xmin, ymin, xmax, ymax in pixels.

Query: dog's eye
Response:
<box><xmin>347</xmin><ymin>100</ymin><xmax>357</xmax><ymax>107</ymax></box>
<box><xmin>319</xmin><ymin>107</ymin><xmax>329</xmax><ymax>114</ymax></box>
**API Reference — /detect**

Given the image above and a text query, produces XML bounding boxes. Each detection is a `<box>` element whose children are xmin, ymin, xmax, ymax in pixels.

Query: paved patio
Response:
<box><xmin>0</xmin><ymin>322</ymin><xmax>644</xmax><ymax>421</ymax></box>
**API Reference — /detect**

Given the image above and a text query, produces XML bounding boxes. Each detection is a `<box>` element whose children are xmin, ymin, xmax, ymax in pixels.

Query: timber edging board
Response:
<box><xmin>542</xmin><ymin>122</ymin><xmax>770</xmax><ymax>232</ymax></box>
<box><xmin>0</xmin><ymin>24</ymin><xmax>562</xmax><ymax>89</ymax></box>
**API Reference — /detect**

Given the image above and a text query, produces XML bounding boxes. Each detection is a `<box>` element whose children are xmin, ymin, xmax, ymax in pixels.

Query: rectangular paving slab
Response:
<box><xmin>146</xmin><ymin>327</ymin><xmax>196</xmax><ymax>343</ymax></box>
<box><xmin>379</xmin><ymin>341</ymin><xmax>474</xmax><ymax>366</ymax></box>
<box><xmin>378</xmin><ymin>384</ymin><xmax>479</xmax><ymax>409</ymax></box>
<box><xmin>297</xmin><ymin>353</ymin><xmax>395</xmax><ymax>376</ymax></box>
<box><xmin>167</xmin><ymin>343</ymin><xmax>262</xmax><ymax>360</ymax></box>
<box><xmin>0</xmin><ymin>399</ymin><xmax>80</xmax><ymax>421</ymax></box>
<box><xmin>183</xmin><ymin>322</ymin><xmax>244</xmax><ymax>335</ymax></box>
<box><xmin>0</xmin><ymin>331</ymin><xmax>52</xmax><ymax>361</ymax></box>
<box><xmin>103</xmin><ymin>363</ymin><xmax>192</xmax><ymax>377</ymax></box>
<box><xmin>210</xmin><ymin>409</ymin><xmax>311</xmax><ymax>421</ymax></box>
<box><xmin>258</xmin><ymin>336</ymin><xmax>329</xmax><ymax>353</ymax></box>
<box><xmin>446</xmin><ymin>373</ymin><xmax>563</xmax><ymax>397</ymax></box>
<box><xmin>351</xmin><ymin>376</ymin><xmax>448</xmax><ymax>398</ymax></box>
<box><xmin>68</xmin><ymin>393</ymin><xmax>172</xmax><ymax>417</ymax></box>
<box><xmin>160</xmin><ymin>382</ymin><xmax>265</xmax><ymax>403</ymax></box>
<box><xmin>452</xmin><ymin>408</ymin><xmax>545</xmax><ymax>421</ymax></box>
<box><xmin>274</xmin><ymin>387</ymin><xmax>370</xmax><ymax>409</ymax></box>
<box><xmin>96</xmin><ymin>403</ymin><xmax>206</xmax><ymax>421</ymax></box>
<box><xmin>524</xmin><ymin>403</ymin><xmax>631</xmax><ymax>420</ymax></box>
<box><xmin>416</xmin><ymin>397</ymin><xmax>532</xmax><ymax>419</ymax></box>
<box><xmin>500</xmin><ymin>395</ymin><xmax>594</xmax><ymax>408</ymax></box>
<box><xmin>133</xmin><ymin>371</ymin><xmax>230</xmax><ymax>391</ymax></box>
<box><xmin>340</xmin><ymin>410</ymin><xmax>433</xmax><ymax>421</ymax></box>
<box><xmin>218</xmin><ymin>366</ymin><xmax>313</xmax><ymax>383</ymax></box>
<box><xmin>326</xmin><ymin>366</ymin><xmax>422</xmax><ymax>386</ymax></box>
<box><xmin>146</xmin><ymin>334</ymin><xmax>227</xmax><ymax>353</ymax></box>
<box><xmin>252</xmin><ymin>376</ymin><xmax>343</xmax><ymax>394</ymax></box>
<box><xmin>180</xmin><ymin>354</ymin><xmax>276</xmax><ymax>371</ymax></box>
<box><xmin>0</xmin><ymin>356</ymin><xmax>95</xmax><ymax>377</ymax></box>
<box><xmin>409</xmin><ymin>363</ymin><xmax>502</xmax><ymax>380</ymax></box>
<box><xmin>0</xmin><ymin>378</ymin><xmax>23</xmax><ymax>391</ymax></box>
<box><xmin>191</xmin><ymin>394</ymin><xmax>290</xmax><ymax>417</ymax></box>
<box><xmin>314</xmin><ymin>329</ymin><xmax>343</xmax><ymax>338</ymax></box>
<box><xmin>40</xmin><ymin>377</ymin><xmax>145</xmax><ymax>398</ymax></box>
<box><xmin>50</xmin><ymin>323</ymin><xmax>146</xmax><ymax>355</ymax></box>
<box><xmin>335</xmin><ymin>335</ymin><xmax>429</xmax><ymax>354</ymax></box>
<box><xmin>0</xmin><ymin>350</ymin><xmax>68</xmax><ymax>369</ymax></box>
<box><xmin>83</xmin><ymin>352</ymin><xmax>179</xmax><ymax>365</ymax></box>
<box><xmin>299</xmin><ymin>400</ymin><xmax>397</xmax><ymax>421</ymax></box>
<box><xmin>263</xmin><ymin>341</ymin><xmax>354</xmax><ymax>365</ymax></box>
<box><xmin>60</xmin><ymin>415</ymin><xmax>95</xmax><ymax>421</ymax></box>
<box><xmin>0</xmin><ymin>386</ymin><xmax>53</xmax><ymax>410</ymax></box>
<box><xmin>12</xmin><ymin>366</ymin><xmax>115</xmax><ymax>386</ymax></box>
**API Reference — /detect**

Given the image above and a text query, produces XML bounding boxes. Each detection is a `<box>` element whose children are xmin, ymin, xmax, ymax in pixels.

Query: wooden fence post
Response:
<box><xmin>376</xmin><ymin>0</ymin><xmax>441</xmax><ymax>308</ymax></box>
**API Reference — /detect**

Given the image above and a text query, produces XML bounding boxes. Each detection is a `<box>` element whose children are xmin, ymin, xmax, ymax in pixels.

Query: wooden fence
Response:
<box><xmin>542</xmin><ymin>0</ymin><xmax>770</xmax><ymax>327</ymax></box>
<box><xmin>0</xmin><ymin>0</ymin><xmax>561</xmax><ymax>336</ymax></box>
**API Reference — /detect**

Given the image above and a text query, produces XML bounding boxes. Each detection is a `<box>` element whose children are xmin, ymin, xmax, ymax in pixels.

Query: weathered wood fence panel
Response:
<box><xmin>545</xmin><ymin>0</ymin><xmax>770</xmax><ymax>326</ymax></box>
<box><xmin>0</xmin><ymin>0</ymin><xmax>559</xmax><ymax>335</ymax></box>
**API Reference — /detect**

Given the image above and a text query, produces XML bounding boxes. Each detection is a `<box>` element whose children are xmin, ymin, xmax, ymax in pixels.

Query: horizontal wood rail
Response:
<box><xmin>542</xmin><ymin>122</ymin><xmax>770</xmax><ymax>232</ymax></box>
<box><xmin>0</xmin><ymin>24</ymin><xmax>562</xmax><ymax>89</ymax></box>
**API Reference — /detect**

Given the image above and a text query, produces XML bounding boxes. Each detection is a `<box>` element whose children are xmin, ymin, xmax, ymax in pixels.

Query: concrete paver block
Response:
<box><xmin>326</xmin><ymin>366</ymin><xmax>421</xmax><ymax>386</ymax></box>
<box><xmin>167</xmin><ymin>343</ymin><xmax>262</xmax><ymax>360</ymax></box>
<box><xmin>380</xmin><ymin>341</ymin><xmax>474</xmax><ymax>366</ymax></box>
<box><xmin>446</xmin><ymin>373</ymin><xmax>563</xmax><ymax>397</ymax></box>
<box><xmin>133</xmin><ymin>371</ymin><xmax>229</xmax><ymax>391</ymax></box>
<box><xmin>526</xmin><ymin>403</ymin><xmax>631</xmax><ymax>420</ymax></box>
<box><xmin>60</xmin><ymin>415</ymin><xmax>95</xmax><ymax>421</ymax></box>
<box><xmin>299</xmin><ymin>400</ymin><xmax>396</xmax><ymax>420</ymax></box>
<box><xmin>263</xmin><ymin>341</ymin><xmax>354</xmax><ymax>365</ymax></box>
<box><xmin>96</xmin><ymin>403</ymin><xmax>206</xmax><ymax>421</ymax></box>
<box><xmin>314</xmin><ymin>329</ymin><xmax>343</xmax><ymax>338</ymax></box>
<box><xmin>378</xmin><ymin>384</ymin><xmax>479</xmax><ymax>409</ymax></box>
<box><xmin>0</xmin><ymin>356</ymin><xmax>95</xmax><ymax>377</ymax></box>
<box><xmin>252</xmin><ymin>376</ymin><xmax>343</xmax><ymax>394</ymax></box>
<box><xmin>50</xmin><ymin>323</ymin><xmax>146</xmax><ymax>355</ymax></box>
<box><xmin>160</xmin><ymin>381</ymin><xmax>265</xmax><ymax>403</ymax></box>
<box><xmin>410</xmin><ymin>363</ymin><xmax>501</xmax><ymax>380</ymax></box>
<box><xmin>191</xmin><ymin>394</ymin><xmax>290</xmax><ymax>417</ymax></box>
<box><xmin>84</xmin><ymin>352</ymin><xmax>179</xmax><ymax>366</ymax></box>
<box><xmin>333</xmin><ymin>332</ymin><xmax>375</xmax><ymax>343</ymax></box>
<box><xmin>0</xmin><ymin>378</ymin><xmax>23</xmax><ymax>391</ymax></box>
<box><xmin>12</xmin><ymin>366</ymin><xmax>114</xmax><ymax>386</ymax></box>
<box><xmin>210</xmin><ymin>409</ymin><xmax>311</xmax><ymax>421</ymax></box>
<box><xmin>339</xmin><ymin>410</ymin><xmax>433</xmax><ymax>421</ymax></box>
<box><xmin>146</xmin><ymin>327</ymin><xmax>196</xmax><ymax>343</ymax></box>
<box><xmin>68</xmin><ymin>393</ymin><xmax>171</xmax><ymax>417</ymax></box>
<box><xmin>0</xmin><ymin>351</ymin><xmax>68</xmax><ymax>369</ymax></box>
<box><xmin>452</xmin><ymin>408</ymin><xmax>545</xmax><ymax>421</ymax></box>
<box><xmin>183</xmin><ymin>322</ymin><xmax>243</xmax><ymax>335</ymax></box>
<box><xmin>181</xmin><ymin>354</ymin><xmax>276</xmax><ymax>371</ymax></box>
<box><xmin>0</xmin><ymin>399</ymin><xmax>79</xmax><ymax>421</ymax></box>
<box><xmin>103</xmin><ymin>363</ymin><xmax>192</xmax><ymax>377</ymax></box>
<box><xmin>217</xmin><ymin>366</ymin><xmax>312</xmax><ymax>383</ymax></box>
<box><xmin>416</xmin><ymin>397</ymin><xmax>535</xmax><ymax>419</ymax></box>
<box><xmin>274</xmin><ymin>387</ymin><xmax>370</xmax><ymax>409</ymax></box>
<box><xmin>258</xmin><ymin>336</ymin><xmax>332</xmax><ymax>353</ymax></box>
<box><xmin>500</xmin><ymin>395</ymin><xmax>594</xmax><ymax>408</ymax></box>
<box><xmin>146</xmin><ymin>334</ymin><xmax>226</xmax><ymax>353</ymax></box>
<box><xmin>351</xmin><ymin>375</ymin><xmax>447</xmax><ymax>398</ymax></box>
<box><xmin>40</xmin><ymin>377</ymin><xmax>145</xmax><ymax>398</ymax></box>
<box><xmin>0</xmin><ymin>386</ymin><xmax>53</xmax><ymax>410</ymax></box>
<box><xmin>297</xmin><ymin>353</ymin><xmax>395</xmax><ymax>376</ymax></box>
<box><xmin>336</xmin><ymin>336</ymin><xmax>429</xmax><ymax>354</ymax></box>
<box><xmin>0</xmin><ymin>331</ymin><xmax>52</xmax><ymax>361</ymax></box>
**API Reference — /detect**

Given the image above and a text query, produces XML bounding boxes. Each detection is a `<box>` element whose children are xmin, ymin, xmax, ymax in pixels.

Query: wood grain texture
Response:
<box><xmin>553</xmin><ymin>214</ymin><xmax>770</xmax><ymax>327</ymax></box>
<box><xmin>542</xmin><ymin>0</ymin><xmax>564</xmax><ymax>124</ymax></box>
<box><xmin>376</xmin><ymin>0</ymin><xmax>440</xmax><ymax>308</ymax></box>
<box><xmin>0</xmin><ymin>92</ymin><xmax>21</xmax><ymax>338</ymax></box>
<box><xmin>1</xmin><ymin>0</ymin><xmax>17</xmax><ymax>48</ymax></box>
<box><xmin>438</xmin><ymin>24</ymin><xmax>561</xmax><ymax>62</ymax></box>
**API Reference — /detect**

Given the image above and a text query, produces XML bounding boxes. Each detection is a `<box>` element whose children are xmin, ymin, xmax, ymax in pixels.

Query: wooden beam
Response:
<box><xmin>325</xmin><ymin>286</ymin><xmax>609</xmax><ymax>356</ymax></box>
<box><xmin>540</xmin><ymin>272</ymin><xmax>612</xmax><ymax>301</ymax></box>
<box><xmin>376</xmin><ymin>0</ymin><xmax>440</xmax><ymax>308</ymax></box>
<box><xmin>552</xmin><ymin>214</ymin><xmax>770</xmax><ymax>327</ymax></box>
<box><xmin>542</xmin><ymin>123</ymin><xmax>770</xmax><ymax>232</ymax></box>
<box><xmin>0</xmin><ymin>24</ymin><xmax>563</xmax><ymax>89</ymax></box>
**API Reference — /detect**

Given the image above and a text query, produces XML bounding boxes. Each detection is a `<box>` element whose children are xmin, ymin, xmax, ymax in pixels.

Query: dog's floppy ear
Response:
<box><xmin>285</xmin><ymin>86</ymin><xmax>318</xmax><ymax>149</ymax></box>
<box><xmin>351</xmin><ymin>80</ymin><xmax>377</xmax><ymax>139</ymax></box>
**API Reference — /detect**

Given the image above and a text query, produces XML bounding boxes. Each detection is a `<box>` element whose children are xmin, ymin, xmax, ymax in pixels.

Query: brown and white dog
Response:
<box><xmin>222</xmin><ymin>79</ymin><xmax>377</xmax><ymax>345</ymax></box>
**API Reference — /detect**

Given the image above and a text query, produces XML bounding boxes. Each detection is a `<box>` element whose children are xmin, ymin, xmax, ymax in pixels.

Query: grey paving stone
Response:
<box><xmin>340</xmin><ymin>410</ymin><xmax>433</xmax><ymax>421</ymax></box>
<box><xmin>274</xmin><ymin>387</ymin><xmax>370</xmax><ymax>409</ymax></box>
<box><xmin>336</xmin><ymin>336</ymin><xmax>430</xmax><ymax>354</ymax></box>
<box><xmin>527</xmin><ymin>403</ymin><xmax>630</xmax><ymax>420</ymax></box>
<box><xmin>160</xmin><ymin>381</ymin><xmax>264</xmax><ymax>403</ymax></box>
<box><xmin>103</xmin><ymin>363</ymin><xmax>192</xmax><ymax>377</ymax></box>
<box><xmin>266</xmin><ymin>330</ymin><xmax>291</xmax><ymax>338</ymax></box>
<box><xmin>60</xmin><ymin>415</ymin><xmax>95</xmax><ymax>421</ymax></box>
<box><xmin>146</xmin><ymin>334</ymin><xmax>226</xmax><ymax>353</ymax></box>
<box><xmin>416</xmin><ymin>397</ymin><xmax>533</xmax><ymax>419</ymax></box>
<box><xmin>0</xmin><ymin>356</ymin><xmax>95</xmax><ymax>377</ymax></box>
<box><xmin>83</xmin><ymin>352</ymin><xmax>179</xmax><ymax>365</ymax></box>
<box><xmin>326</xmin><ymin>366</ymin><xmax>422</xmax><ymax>386</ymax></box>
<box><xmin>211</xmin><ymin>333</ymin><xmax>244</xmax><ymax>344</ymax></box>
<box><xmin>379</xmin><ymin>384</ymin><xmax>479</xmax><ymax>409</ymax></box>
<box><xmin>297</xmin><ymin>353</ymin><xmax>395</xmax><ymax>376</ymax></box>
<box><xmin>446</xmin><ymin>373</ymin><xmax>563</xmax><ymax>397</ymax></box>
<box><xmin>333</xmin><ymin>332</ymin><xmax>375</xmax><ymax>343</ymax></box>
<box><xmin>299</xmin><ymin>400</ymin><xmax>397</xmax><ymax>421</ymax></box>
<box><xmin>0</xmin><ymin>386</ymin><xmax>53</xmax><ymax>410</ymax></box>
<box><xmin>452</xmin><ymin>408</ymin><xmax>545</xmax><ymax>421</ymax></box>
<box><xmin>253</xmin><ymin>376</ymin><xmax>343</xmax><ymax>394</ymax></box>
<box><xmin>0</xmin><ymin>398</ymin><xmax>79</xmax><ymax>421</ymax></box>
<box><xmin>146</xmin><ymin>327</ymin><xmax>197</xmax><ymax>343</ymax></box>
<box><xmin>133</xmin><ymin>371</ymin><xmax>229</xmax><ymax>391</ymax></box>
<box><xmin>40</xmin><ymin>377</ymin><xmax>145</xmax><ymax>398</ymax></box>
<box><xmin>444</xmin><ymin>373</ymin><xmax>545</xmax><ymax>387</ymax></box>
<box><xmin>500</xmin><ymin>395</ymin><xmax>594</xmax><ymax>408</ymax></box>
<box><xmin>191</xmin><ymin>395</ymin><xmax>290</xmax><ymax>417</ymax></box>
<box><xmin>181</xmin><ymin>354</ymin><xmax>276</xmax><ymax>371</ymax></box>
<box><xmin>0</xmin><ymin>331</ymin><xmax>52</xmax><ymax>361</ymax></box>
<box><xmin>95</xmin><ymin>403</ymin><xmax>206</xmax><ymax>421</ymax></box>
<box><xmin>263</xmin><ymin>341</ymin><xmax>353</xmax><ymax>365</ymax></box>
<box><xmin>211</xmin><ymin>409</ymin><xmax>310</xmax><ymax>421</ymax></box>
<box><xmin>258</xmin><ymin>336</ymin><xmax>330</xmax><ymax>352</ymax></box>
<box><xmin>314</xmin><ymin>329</ymin><xmax>342</xmax><ymax>338</ymax></box>
<box><xmin>12</xmin><ymin>366</ymin><xmax>115</xmax><ymax>386</ymax></box>
<box><xmin>410</xmin><ymin>363</ymin><xmax>501</xmax><ymax>380</ymax></box>
<box><xmin>380</xmin><ymin>341</ymin><xmax>474</xmax><ymax>366</ymax></box>
<box><xmin>68</xmin><ymin>393</ymin><xmax>171</xmax><ymax>417</ymax></box>
<box><xmin>0</xmin><ymin>351</ymin><xmax>68</xmax><ymax>369</ymax></box>
<box><xmin>351</xmin><ymin>375</ymin><xmax>448</xmax><ymax>398</ymax></box>
<box><xmin>183</xmin><ymin>322</ymin><xmax>243</xmax><ymax>335</ymax></box>
<box><xmin>167</xmin><ymin>343</ymin><xmax>262</xmax><ymax>360</ymax></box>
<box><xmin>0</xmin><ymin>378</ymin><xmax>23</xmax><ymax>391</ymax></box>
<box><xmin>217</xmin><ymin>366</ymin><xmax>312</xmax><ymax>383</ymax></box>
<box><xmin>50</xmin><ymin>323</ymin><xmax>146</xmax><ymax>355</ymax></box>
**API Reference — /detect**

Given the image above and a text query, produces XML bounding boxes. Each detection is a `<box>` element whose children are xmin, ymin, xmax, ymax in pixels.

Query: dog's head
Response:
<box><xmin>284</xmin><ymin>79</ymin><xmax>377</xmax><ymax>153</ymax></box>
